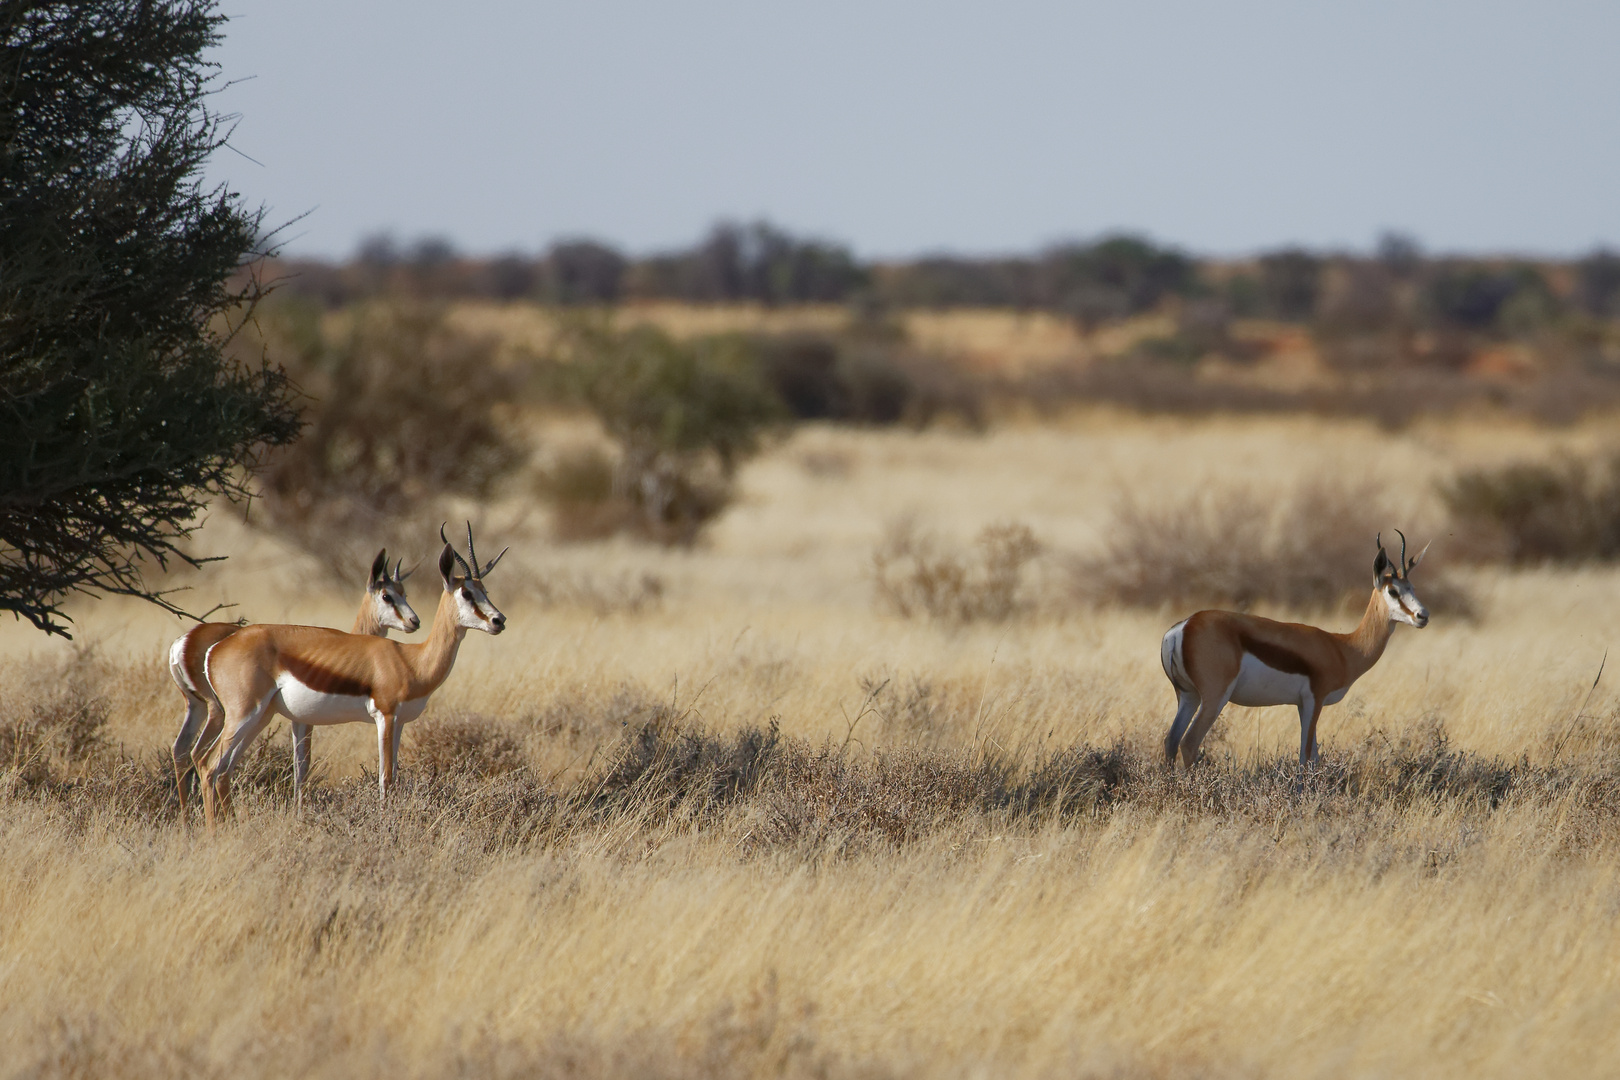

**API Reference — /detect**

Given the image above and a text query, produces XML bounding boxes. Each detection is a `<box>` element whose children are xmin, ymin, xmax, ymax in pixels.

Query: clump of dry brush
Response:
<box><xmin>1441</xmin><ymin>451</ymin><xmax>1620</xmax><ymax>565</ymax></box>
<box><xmin>8</xmin><ymin>664</ymin><xmax>1617</xmax><ymax>859</ymax></box>
<box><xmin>243</xmin><ymin>300</ymin><xmax>529</xmax><ymax>579</ymax></box>
<box><xmin>872</xmin><ymin>520</ymin><xmax>1043</xmax><ymax>622</ymax></box>
<box><xmin>1072</xmin><ymin>477</ymin><xmax>1473</xmax><ymax>614</ymax></box>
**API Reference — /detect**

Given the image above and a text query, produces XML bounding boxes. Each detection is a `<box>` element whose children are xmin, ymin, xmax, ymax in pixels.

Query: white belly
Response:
<box><xmin>1228</xmin><ymin>653</ymin><xmax>1313</xmax><ymax>708</ymax></box>
<box><xmin>275</xmin><ymin>676</ymin><xmax>372</xmax><ymax>726</ymax></box>
<box><xmin>273</xmin><ymin>676</ymin><xmax>434</xmax><ymax>728</ymax></box>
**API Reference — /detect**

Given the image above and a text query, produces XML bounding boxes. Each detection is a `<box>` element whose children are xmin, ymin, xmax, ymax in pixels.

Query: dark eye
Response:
<box><xmin>1387</xmin><ymin>586</ymin><xmax>1398</xmax><ymax>596</ymax></box>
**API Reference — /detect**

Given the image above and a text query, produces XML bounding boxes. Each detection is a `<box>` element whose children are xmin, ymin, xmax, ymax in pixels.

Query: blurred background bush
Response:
<box><xmin>233</xmin><ymin>221</ymin><xmax>1620</xmax><ymax>574</ymax></box>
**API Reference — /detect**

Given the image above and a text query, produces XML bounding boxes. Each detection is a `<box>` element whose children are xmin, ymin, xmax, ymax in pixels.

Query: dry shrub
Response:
<box><xmin>872</xmin><ymin>520</ymin><xmax>1042</xmax><ymax>622</ymax></box>
<box><xmin>1441</xmin><ymin>452</ymin><xmax>1620</xmax><ymax>564</ymax></box>
<box><xmin>1072</xmin><ymin>478</ymin><xmax>1471</xmax><ymax>613</ymax></box>
<box><xmin>753</xmin><ymin>743</ymin><xmax>1002</xmax><ymax>852</ymax></box>
<box><xmin>407</xmin><ymin>712</ymin><xmax>526</xmax><ymax>778</ymax></box>
<box><xmin>1020</xmin><ymin>361</ymin><xmax>1620</xmax><ymax>429</ymax></box>
<box><xmin>9</xmin><ymin>707</ymin><xmax>1620</xmax><ymax>859</ymax></box>
<box><xmin>535</xmin><ymin>444</ymin><xmax>637</xmax><ymax>542</ymax></box>
<box><xmin>0</xmin><ymin>682</ymin><xmax>109</xmax><ymax>790</ymax></box>
<box><xmin>530</xmin><ymin>685</ymin><xmax>667</xmax><ymax>761</ymax></box>
<box><xmin>595</xmin><ymin>717</ymin><xmax>781</xmax><ymax>821</ymax></box>
<box><xmin>797</xmin><ymin>447</ymin><xmax>855</xmax><ymax>479</ymax></box>
<box><xmin>859</xmin><ymin>674</ymin><xmax>982</xmax><ymax>747</ymax></box>
<box><xmin>228</xmin><ymin>732</ymin><xmax>303</xmax><ymax>800</ymax></box>
<box><xmin>250</xmin><ymin>300</ymin><xmax>528</xmax><ymax>578</ymax></box>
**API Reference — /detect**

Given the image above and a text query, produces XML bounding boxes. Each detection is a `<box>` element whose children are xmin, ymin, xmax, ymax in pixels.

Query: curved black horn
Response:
<box><xmin>464</xmin><ymin>522</ymin><xmax>480</xmax><ymax>580</ymax></box>
<box><xmin>481</xmin><ymin>546</ymin><xmax>509</xmax><ymax>577</ymax></box>
<box><xmin>392</xmin><ymin>557</ymin><xmax>405</xmax><ymax>584</ymax></box>
<box><xmin>440</xmin><ymin>522</ymin><xmax>473</xmax><ymax>578</ymax></box>
<box><xmin>1395</xmin><ymin>529</ymin><xmax>1409</xmax><ymax>573</ymax></box>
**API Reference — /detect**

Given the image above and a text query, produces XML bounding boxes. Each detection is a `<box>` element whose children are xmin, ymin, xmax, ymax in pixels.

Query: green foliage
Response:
<box><xmin>538</xmin><ymin>240</ymin><xmax>628</xmax><ymax>304</ymax></box>
<box><xmin>0</xmin><ymin>1</ymin><xmax>302</xmax><ymax>636</ymax></box>
<box><xmin>1576</xmin><ymin>250</ymin><xmax>1620</xmax><ymax>319</ymax></box>
<box><xmin>1256</xmin><ymin>249</ymin><xmax>1323</xmax><ymax>321</ymax></box>
<box><xmin>1424</xmin><ymin>263</ymin><xmax>1559</xmax><ymax>333</ymax></box>
<box><xmin>754</xmin><ymin>334</ymin><xmax>916</xmax><ymax>425</ymax></box>
<box><xmin>1038</xmin><ymin>234</ymin><xmax>1198</xmax><ymax>326</ymax></box>
<box><xmin>547</xmin><ymin>322</ymin><xmax>784</xmax><ymax>545</ymax></box>
<box><xmin>564</xmin><ymin>323</ymin><xmax>782</xmax><ymax>470</ymax></box>
<box><xmin>626</xmin><ymin>222</ymin><xmax>866</xmax><ymax>304</ymax></box>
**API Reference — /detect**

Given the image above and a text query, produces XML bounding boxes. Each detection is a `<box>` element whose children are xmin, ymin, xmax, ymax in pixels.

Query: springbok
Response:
<box><xmin>1160</xmin><ymin>531</ymin><xmax>1430</xmax><ymax>768</ymax></box>
<box><xmin>167</xmin><ymin>550</ymin><xmax>419</xmax><ymax>812</ymax></box>
<box><xmin>196</xmin><ymin>525</ymin><xmax>506</xmax><ymax>826</ymax></box>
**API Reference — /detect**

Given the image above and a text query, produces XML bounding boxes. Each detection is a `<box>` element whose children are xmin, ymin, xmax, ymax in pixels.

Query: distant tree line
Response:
<box><xmin>266</xmin><ymin>223</ymin><xmax>1620</xmax><ymax>335</ymax></box>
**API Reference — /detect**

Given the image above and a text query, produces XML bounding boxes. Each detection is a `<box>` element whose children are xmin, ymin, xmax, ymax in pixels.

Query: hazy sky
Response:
<box><xmin>207</xmin><ymin>0</ymin><xmax>1620</xmax><ymax>260</ymax></box>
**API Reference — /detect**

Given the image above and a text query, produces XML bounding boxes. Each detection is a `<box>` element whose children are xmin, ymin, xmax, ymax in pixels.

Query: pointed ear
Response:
<box><xmin>438</xmin><ymin>544</ymin><xmax>457</xmax><ymax>589</ymax></box>
<box><xmin>1373</xmin><ymin>547</ymin><xmax>1390</xmax><ymax>579</ymax></box>
<box><xmin>1409</xmin><ymin>541</ymin><xmax>1431</xmax><ymax>573</ymax></box>
<box><xmin>370</xmin><ymin>549</ymin><xmax>389</xmax><ymax>586</ymax></box>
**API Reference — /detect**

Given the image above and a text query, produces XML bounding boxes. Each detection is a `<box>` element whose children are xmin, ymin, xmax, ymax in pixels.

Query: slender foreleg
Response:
<box><xmin>1299</xmin><ymin>695</ymin><xmax>1324</xmax><ymax>768</ymax></box>
<box><xmin>388</xmin><ymin>720</ymin><xmax>404</xmax><ymax>790</ymax></box>
<box><xmin>291</xmin><ymin>722</ymin><xmax>312</xmax><ymax>808</ymax></box>
<box><xmin>369</xmin><ymin>701</ymin><xmax>398</xmax><ymax>799</ymax></box>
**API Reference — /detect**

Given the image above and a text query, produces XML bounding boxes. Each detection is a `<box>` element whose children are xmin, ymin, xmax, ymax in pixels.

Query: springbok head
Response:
<box><xmin>437</xmin><ymin>522</ymin><xmax>508</xmax><ymax>635</ymax></box>
<box><xmin>366</xmin><ymin>548</ymin><xmax>421</xmax><ymax>633</ymax></box>
<box><xmin>1373</xmin><ymin>530</ymin><xmax>1430</xmax><ymax>629</ymax></box>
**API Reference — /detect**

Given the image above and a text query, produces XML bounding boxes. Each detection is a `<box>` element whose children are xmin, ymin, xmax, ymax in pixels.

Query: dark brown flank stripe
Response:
<box><xmin>1238</xmin><ymin>634</ymin><xmax>1314</xmax><ymax>679</ymax></box>
<box><xmin>283</xmin><ymin>654</ymin><xmax>371</xmax><ymax>698</ymax></box>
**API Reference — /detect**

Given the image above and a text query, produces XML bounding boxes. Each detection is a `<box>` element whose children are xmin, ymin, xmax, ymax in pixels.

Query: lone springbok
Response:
<box><xmin>1160</xmin><ymin>531</ymin><xmax>1430</xmax><ymax>768</ymax></box>
<box><xmin>197</xmin><ymin>524</ymin><xmax>506</xmax><ymax>826</ymax></box>
<box><xmin>167</xmin><ymin>550</ymin><xmax>419</xmax><ymax>812</ymax></box>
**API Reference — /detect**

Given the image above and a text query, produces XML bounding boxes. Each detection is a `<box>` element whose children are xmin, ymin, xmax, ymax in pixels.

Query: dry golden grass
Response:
<box><xmin>7</xmin><ymin>412</ymin><xmax>1620</xmax><ymax>1078</ymax></box>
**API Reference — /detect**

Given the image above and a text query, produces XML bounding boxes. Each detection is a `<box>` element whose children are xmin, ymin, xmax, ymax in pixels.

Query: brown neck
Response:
<box><xmin>352</xmin><ymin>593</ymin><xmax>384</xmax><ymax>637</ymax></box>
<box><xmin>1333</xmin><ymin>586</ymin><xmax>1395</xmax><ymax>683</ymax></box>
<box><xmin>399</xmin><ymin>588</ymin><xmax>467</xmax><ymax>698</ymax></box>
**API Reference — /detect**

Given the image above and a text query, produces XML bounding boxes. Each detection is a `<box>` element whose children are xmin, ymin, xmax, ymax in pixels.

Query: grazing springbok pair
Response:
<box><xmin>171</xmin><ymin>524</ymin><xmax>506</xmax><ymax>826</ymax></box>
<box><xmin>1161</xmin><ymin>531</ymin><xmax>1430</xmax><ymax>768</ymax></box>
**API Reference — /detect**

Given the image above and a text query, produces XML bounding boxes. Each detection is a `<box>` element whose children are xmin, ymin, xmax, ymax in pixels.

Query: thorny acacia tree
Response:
<box><xmin>0</xmin><ymin>1</ymin><xmax>300</xmax><ymax>637</ymax></box>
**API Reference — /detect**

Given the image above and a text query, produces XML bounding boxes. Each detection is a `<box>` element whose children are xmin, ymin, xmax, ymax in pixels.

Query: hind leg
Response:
<box><xmin>201</xmin><ymin>693</ymin><xmax>277</xmax><ymax>830</ymax></box>
<box><xmin>1163</xmin><ymin>689</ymin><xmax>1199</xmax><ymax>765</ymax></box>
<box><xmin>171</xmin><ymin>690</ymin><xmax>209</xmax><ymax>813</ymax></box>
<box><xmin>1177</xmin><ymin>682</ymin><xmax>1235</xmax><ymax>768</ymax></box>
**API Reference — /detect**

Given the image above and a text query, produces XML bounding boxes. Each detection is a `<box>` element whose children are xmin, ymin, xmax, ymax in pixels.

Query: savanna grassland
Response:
<box><xmin>7</xmin><ymin>407</ymin><xmax>1620</xmax><ymax>1079</ymax></box>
